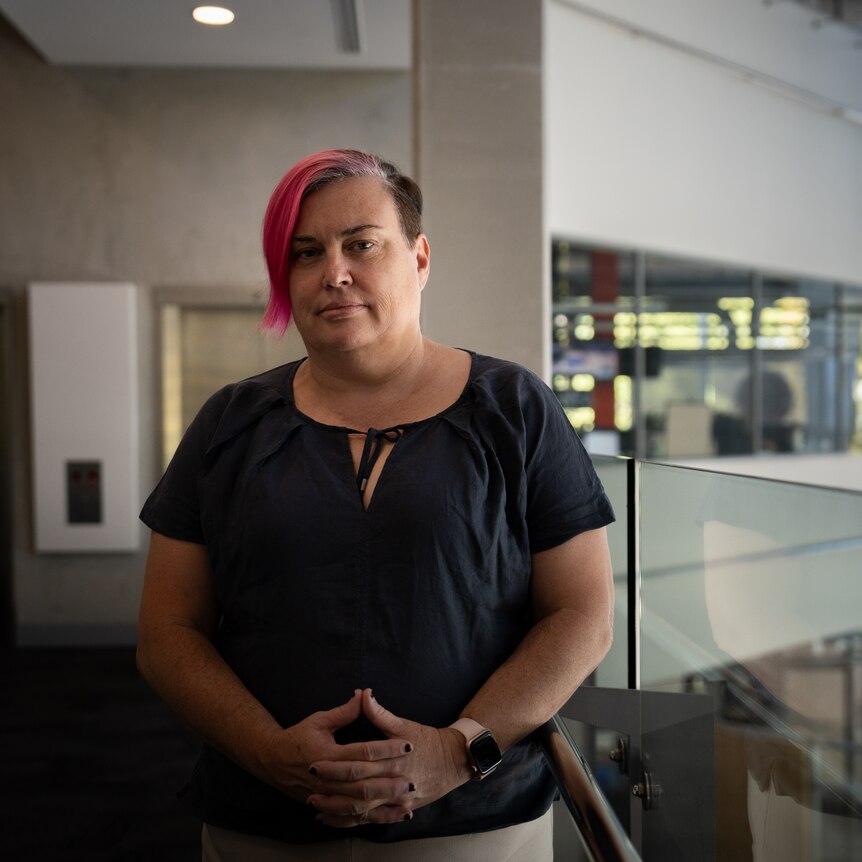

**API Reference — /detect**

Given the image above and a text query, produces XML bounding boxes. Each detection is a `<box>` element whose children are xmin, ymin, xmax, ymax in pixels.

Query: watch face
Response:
<box><xmin>471</xmin><ymin>730</ymin><xmax>503</xmax><ymax>776</ymax></box>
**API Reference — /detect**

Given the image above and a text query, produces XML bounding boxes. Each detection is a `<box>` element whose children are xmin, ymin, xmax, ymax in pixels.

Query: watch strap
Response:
<box><xmin>450</xmin><ymin>717</ymin><xmax>486</xmax><ymax>744</ymax></box>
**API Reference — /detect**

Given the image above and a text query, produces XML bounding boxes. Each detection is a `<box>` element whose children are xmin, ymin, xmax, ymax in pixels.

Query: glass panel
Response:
<box><xmin>591</xmin><ymin>455</ymin><xmax>630</xmax><ymax>688</ymax></box>
<box><xmin>161</xmin><ymin>304</ymin><xmax>307</xmax><ymax>466</ymax></box>
<box><xmin>639</xmin><ymin>462</ymin><xmax>862</xmax><ymax>861</ymax></box>
<box><xmin>643</xmin><ymin>254</ymin><xmax>753</xmax><ymax>459</ymax></box>
<box><xmin>760</xmin><ymin>278</ymin><xmax>838</xmax><ymax>454</ymax></box>
<box><xmin>552</xmin><ymin>241</ymin><xmax>636</xmax><ymax>456</ymax></box>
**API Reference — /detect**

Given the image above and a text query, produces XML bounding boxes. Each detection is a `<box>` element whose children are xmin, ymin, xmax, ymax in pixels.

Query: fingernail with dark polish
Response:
<box><xmin>408</xmin><ymin>783</ymin><xmax>416</xmax><ymax>792</ymax></box>
<box><xmin>403</xmin><ymin>743</ymin><xmax>413</xmax><ymax>753</ymax></box>
<box><xmin>403</xmin><ymin>813</ymin><xmax>412</xmax><ymax>821</ymax></box>
<box><xmin>308</xmin><ymin>766</ymin><xmax>318</xmax><ymax>775</ymax></box>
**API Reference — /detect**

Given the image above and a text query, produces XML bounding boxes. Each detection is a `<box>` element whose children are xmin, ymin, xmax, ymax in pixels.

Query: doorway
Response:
<box><xmin>156</xmin><ymin>289</ymin><xmax>307</xmax><ymax>468</ymax></box>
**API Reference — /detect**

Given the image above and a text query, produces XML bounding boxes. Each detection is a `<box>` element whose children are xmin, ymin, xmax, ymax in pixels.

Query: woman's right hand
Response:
<box><xmin>257</xmin><ymin>690</ymin><xmax>417</xmax><ymax>820</ymax></box>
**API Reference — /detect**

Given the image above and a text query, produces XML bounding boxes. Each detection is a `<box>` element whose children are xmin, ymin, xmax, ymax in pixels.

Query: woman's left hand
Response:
<box><xmin>307</xmin><ymin>689</ymin><xmax>472</xmax><ymax>827</ymax></box>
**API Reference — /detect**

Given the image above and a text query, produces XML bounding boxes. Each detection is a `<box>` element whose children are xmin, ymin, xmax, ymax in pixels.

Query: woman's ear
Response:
<box><xmin>414</xmin><ymin>235</ymin><xmax>430</xmax><ymax>290</ymax></box>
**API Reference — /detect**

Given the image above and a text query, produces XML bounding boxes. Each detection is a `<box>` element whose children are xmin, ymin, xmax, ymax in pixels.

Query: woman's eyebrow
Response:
<box><xmin>342</xmin><ymin>224</ymin><xmax>383</xmax><ymax>237</ymax></box>
<box><xmin>291</xmin><ymin>224</ymin><xmax>383</xmax><ymax>245</ymax></box>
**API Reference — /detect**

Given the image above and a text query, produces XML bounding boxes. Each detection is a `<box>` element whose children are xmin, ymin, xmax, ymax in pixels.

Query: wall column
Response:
<box><xmin>414</xmin><ymin>0</ymin><xmax>547</xmax><ymax>377</ymax></box>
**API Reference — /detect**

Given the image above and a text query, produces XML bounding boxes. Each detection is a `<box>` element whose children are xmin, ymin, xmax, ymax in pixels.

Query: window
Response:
<box><xmin>551</xmin><ymin>241</ymin><xmax>862</xmax><ymax>459</ymax></box>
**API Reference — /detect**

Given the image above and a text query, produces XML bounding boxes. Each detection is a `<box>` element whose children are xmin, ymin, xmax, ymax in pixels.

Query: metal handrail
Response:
<box><xmin>540</xmin><ymin>715</ymin><xmax>643</xmax><ymax>862</ymax></box>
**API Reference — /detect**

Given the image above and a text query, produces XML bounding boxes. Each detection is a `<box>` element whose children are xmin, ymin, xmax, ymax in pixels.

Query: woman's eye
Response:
<box><xmin>352</xmin><ymin>240</ymin><xmax>374</xmax><ymax>251</ymax></box>
<box><xmin>294</xmin><ymin>248</ymin><xmax>319</xmax><ymax>260</ymax></box>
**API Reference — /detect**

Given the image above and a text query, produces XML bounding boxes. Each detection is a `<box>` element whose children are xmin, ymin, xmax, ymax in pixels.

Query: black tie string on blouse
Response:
<box><xmin>354</xmin><ymin>426</ymin><xmax>404</xmax><ymax>496</ymax></box>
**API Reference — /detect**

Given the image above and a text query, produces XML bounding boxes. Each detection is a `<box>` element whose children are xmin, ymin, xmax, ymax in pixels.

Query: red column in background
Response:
<box><xmin>591</xmin><ymin>251</ymin><xmax>618</xmax><ymax>431</ymax></box>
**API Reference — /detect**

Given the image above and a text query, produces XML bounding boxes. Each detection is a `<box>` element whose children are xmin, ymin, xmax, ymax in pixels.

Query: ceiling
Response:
<box><xmin>1</xmin><ymin>0</ymin><xmax>860</xmax><ymax>73</ymax></box>
<box><xmin>0</xmin><ymin>0</ymin><xmax>411</xmax><ymax>69</ymax></box>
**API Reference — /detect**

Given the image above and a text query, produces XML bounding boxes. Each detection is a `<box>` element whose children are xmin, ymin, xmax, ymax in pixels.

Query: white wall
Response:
<box><xmin>545</xmin><ymin>0</ymin><xmax>862</xmax><ymax>284</ymax></box>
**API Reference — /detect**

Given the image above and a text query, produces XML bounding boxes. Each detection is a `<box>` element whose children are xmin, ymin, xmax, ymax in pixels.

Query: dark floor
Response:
<box><xmin>0</xmin><ymin>647</ymin><xmax>201</xmax><ymax>861</ymax></box>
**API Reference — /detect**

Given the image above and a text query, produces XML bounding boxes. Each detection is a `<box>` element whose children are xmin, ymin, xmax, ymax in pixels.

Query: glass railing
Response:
<box><xmin>640</xmin><ymin>462</ymin><xmax>862</xmax><ymax>861</ymax></box>
<box><xmin>564</xmin><ymin>456</ymin><xmax>862</xmax><ymax>860</ymax></box>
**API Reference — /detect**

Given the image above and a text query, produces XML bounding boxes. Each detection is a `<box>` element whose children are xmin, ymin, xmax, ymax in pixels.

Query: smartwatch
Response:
<box><xmin>450</xmin><ymin>717</ymin><xmax>503</xmax><ymax>780</ymax></box>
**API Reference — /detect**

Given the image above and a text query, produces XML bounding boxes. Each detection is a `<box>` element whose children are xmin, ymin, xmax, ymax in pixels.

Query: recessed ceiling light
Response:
<box><xmin>192</xmin><ymin>6</ymin><xmax>235</xmax><ymax>26</ymax></box>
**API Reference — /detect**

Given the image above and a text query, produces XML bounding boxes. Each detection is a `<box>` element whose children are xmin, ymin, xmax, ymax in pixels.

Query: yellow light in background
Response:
<box><xmin>757</xmin><ymin>297</ymin><xmax>810</xmax><ymax>350</ymax></box>
<box><xmin>571</xmin><ymin>374</ymin><xmax>595</xmax><ymax>392</ymax></box>
<box><xmin>718</xmin><ymin>297</ymin><xmax>754</xmax><ymax>310</ymax></box>
<box><xmin>657</xmin><ymin>336</ymin><xmax>702</xmax><ymax>350</ymax></box>
<box><xmin>613</xmin><ymin>311</ymin><xmax>637</xmax><ymax>347</ymax></box>
<box><xmin>706</xmin><ymin>337</ymin><xmax>730</xmax><ymax>350</ymax></box>
<box><xmin>554</xmin><ymin>313</ymin><xmax>569</xmax><ymax>328</ymax></box>
<box><xmin>553</xmin><ymin>374</ymin><xmax>571</xmax><ymax>392</ymax></box>
<box><xmin>599</xmin><ymin>296</ymin><xmax>812</xmax><ymax>353</ymax></box>
<box><xmin>774</xmin><ymin>296</ymin><xmax>809</xmax><ymax>310</ymax></box>
<box><xmin>761</xmin><ymin>308</ymin><xmax>808</xmax><ymax>325</ymax></box>
<box><xmin>639</xmin><ymin>325</ymin><xmax>660</xmax><ymax>345</ymax></box>
<box><xmin>614</xmin><ymin>375</ymin><xmax>632</xmax><ymax>431</ymax></box>
<box><xmin>574</xmin><ymin>324</ymin><xmax>595</xmax><ymax>340</ymax></box>
<box><xmin>192</xmin><ymin>5</ymin><xmax>236</xmax><ymax>25</ymax></box>
<box><xmin>564</xmin><ymin>407</ymin><xmax>595</xmax><ymax>431</ymax></box>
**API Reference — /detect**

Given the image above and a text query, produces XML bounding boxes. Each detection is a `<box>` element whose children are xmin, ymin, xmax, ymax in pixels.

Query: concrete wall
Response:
<box><xmin>415</xmin><ymin>0</ymin><xmax>547</xmax><ymax>377</ymax></box>
<box><xmin>545</xmin><ymin>0</ymin><xmax>862</xmax><ymax>284</ymax></box>
<box><xmin>0</xmin><ymin>16</ymin><xmax>411</xmax><ymax>644</ymax></box>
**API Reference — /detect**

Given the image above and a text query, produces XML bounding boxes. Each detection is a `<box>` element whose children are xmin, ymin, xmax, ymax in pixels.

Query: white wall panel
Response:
<box><xmin>28</xmin><ymin>282</ymin><xmax>139</xmax><ymax>552</ymax></box>
<box><xmin>545</xmin><ymin>0</ymin><xmax>862</xmax><ymax>284</ymax></box>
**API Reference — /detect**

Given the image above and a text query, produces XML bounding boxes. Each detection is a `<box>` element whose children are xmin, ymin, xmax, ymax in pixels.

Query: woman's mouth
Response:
<box><xmin>319</xmin><ymin>303</ymin><xmax>366</xmax><ymax>320</ymax></box>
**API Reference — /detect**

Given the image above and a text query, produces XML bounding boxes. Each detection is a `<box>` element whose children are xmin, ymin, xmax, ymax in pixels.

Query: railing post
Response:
<box><xmin>627</xmin><ymin>457</ymin><xmax>640</xmax><ymax>692</ymax></box>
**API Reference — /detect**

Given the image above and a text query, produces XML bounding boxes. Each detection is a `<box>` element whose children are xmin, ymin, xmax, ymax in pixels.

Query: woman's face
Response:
<box><xmin>287</xmin><ymin>175</ymin><xmax>430</xmax><ymax>358</ymax></box>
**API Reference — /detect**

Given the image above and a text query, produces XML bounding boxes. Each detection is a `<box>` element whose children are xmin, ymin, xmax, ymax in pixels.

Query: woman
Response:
<box><xmin>137</xmin><ymin>149</ymin><xmax>615</xmax><ymax>860</ymax></box>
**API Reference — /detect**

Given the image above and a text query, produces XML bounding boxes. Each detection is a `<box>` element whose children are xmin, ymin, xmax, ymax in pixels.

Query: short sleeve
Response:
<box><xmin>522</xmin><ymin>376</ymin><xmax>615</xmax><ymax>553</ymax></box>
<box><xmin>139</xmin><ymin>391</ymin><xmax>229</xmax><ymax>544</ymax></box>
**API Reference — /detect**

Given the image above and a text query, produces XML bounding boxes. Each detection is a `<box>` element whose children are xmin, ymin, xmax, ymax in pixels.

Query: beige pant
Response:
<box><xmin>202</xmin><ymin>808</ymin><xmax>553</xmax><ymax>862</ymax></box>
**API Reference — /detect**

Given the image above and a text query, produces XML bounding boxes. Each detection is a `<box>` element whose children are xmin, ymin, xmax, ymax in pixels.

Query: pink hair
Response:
<box><xmin>261</xmin><ymin>149</ymin><xmax>422</xmax><ymax>335</ymax></box>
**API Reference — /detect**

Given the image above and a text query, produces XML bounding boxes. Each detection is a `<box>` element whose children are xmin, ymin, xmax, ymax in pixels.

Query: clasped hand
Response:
<box><xmin>264</xmin><ymin>688</ymin><xmax>470</xmax><ymax>827</ymax></box>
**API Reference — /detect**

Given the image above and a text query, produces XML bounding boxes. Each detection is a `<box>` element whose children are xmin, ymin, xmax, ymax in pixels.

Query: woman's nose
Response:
<box><xmin>323</xmin><ymin>252</ymin><xmax>352</xmax><ymax>288</ymax></box>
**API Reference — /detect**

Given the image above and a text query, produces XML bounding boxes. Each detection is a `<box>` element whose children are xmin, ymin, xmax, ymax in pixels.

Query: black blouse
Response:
<box><xmin>141</xmin><ymin>351</ymin><xmax>615</xmax><ymax>844</ymax></box>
